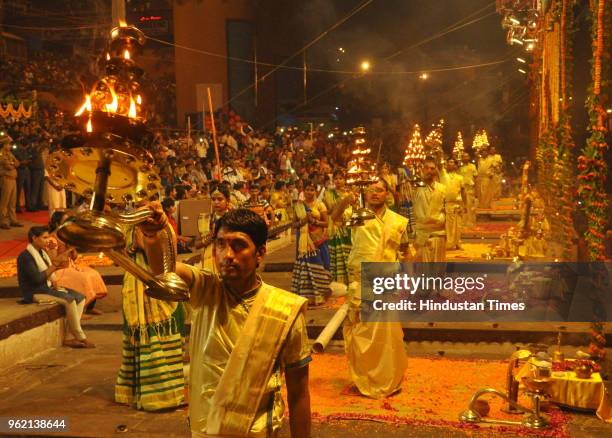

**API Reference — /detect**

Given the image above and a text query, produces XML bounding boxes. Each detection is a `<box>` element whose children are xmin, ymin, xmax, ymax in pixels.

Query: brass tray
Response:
<box><xmin>46</xmin><ymin>132</ymin><xmax>160</xmax><ymax>205</ymax></box>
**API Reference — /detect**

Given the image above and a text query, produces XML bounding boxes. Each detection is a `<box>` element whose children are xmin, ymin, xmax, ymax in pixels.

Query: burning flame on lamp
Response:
<box><xmin>123</xmin><ymin>50</ymin><xmax>130</xmax><ymax>60</ymax></box>
<box><xmin>118</xmin><ymin>19</ymin><xmax>127</xmax><ymax>27</ymax></box>
<box><xmin>128</xmin><ymin>97</ymin><xmax>137</xmax><ymax>119</ymax></box>
<box><xmin>105</xmin><ymin>85</ymin><xmax>119</xmax><ymax>113</ymax></box>
<box><xmin>75</xmin><ymin>94</ymin><xmax>92</xmax><ymax>116</ymax></box>
<box><xmin>106</xmin><ymin>53</ymin><xmax>111</xmax><ymax>61</ymax></box>
<box><xmin>136</xmin><ymin>94</ymin><xmax>142</xmax><ymax>105</ymax></box>
<box><xmin>86</xmin><ymin>117</ymin><xmax>93</xmax><ymax>133</ymax></box>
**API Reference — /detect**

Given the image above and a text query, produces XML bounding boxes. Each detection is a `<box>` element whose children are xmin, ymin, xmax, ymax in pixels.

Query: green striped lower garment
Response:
<box><xmin>115</xmin><ymin>228</ymin><xmax>186</xmax><ymax>411</ymax></box>
<box><xmin>328</xmin><ymin>226</ymin><xmax>352</xmax><ymax>285</ymax></box>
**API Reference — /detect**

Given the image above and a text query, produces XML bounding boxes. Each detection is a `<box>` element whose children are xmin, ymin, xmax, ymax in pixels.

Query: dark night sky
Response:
<box><xmin>270</xmin><ymin>0</ymin><xmax>530</xmax><ymax>160</ymax></box>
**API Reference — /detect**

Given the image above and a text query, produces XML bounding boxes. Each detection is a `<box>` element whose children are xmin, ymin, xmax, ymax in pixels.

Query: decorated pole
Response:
<box><xmin>207</xmin><ymin>87</ymin><xmax>222</xmax><ymax>181</ymax></box>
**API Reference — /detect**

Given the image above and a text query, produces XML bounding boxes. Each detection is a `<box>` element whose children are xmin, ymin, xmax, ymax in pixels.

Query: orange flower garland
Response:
<box><xmin>578</xmin><ymin>0</ymin><xmax>609</xmax><ymax>261</ymax></box>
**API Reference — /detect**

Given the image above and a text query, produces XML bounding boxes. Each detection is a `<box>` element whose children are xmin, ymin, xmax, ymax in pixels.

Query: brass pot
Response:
<box><xmin>575</xmin><ymin>363</ymin><xmax>593</xmax><ymax>379</ymax></box>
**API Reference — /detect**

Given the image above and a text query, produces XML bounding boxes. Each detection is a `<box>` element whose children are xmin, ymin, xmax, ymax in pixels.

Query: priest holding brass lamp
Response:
<box><xmin>47</xmin><ymin>22</ymin><xmax>190</xmax><ymax>411</ymax></box>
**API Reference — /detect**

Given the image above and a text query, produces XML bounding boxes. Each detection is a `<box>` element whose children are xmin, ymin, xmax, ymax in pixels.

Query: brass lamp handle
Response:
<box><xmin>116</xmin><ymin>208</ymin><xmax>155</xmax><ymax>225</ymax></box>
<box><xmin>160</xmin><ymin>223</ymin><xmax>178</xmax><ymax>274</ymax></box>
<box><xmin>109</xmin><ymin>214</ymin><xmax>190</xmax><ymax>301</ymax></box>
<box><xmin>107</xmin><ymin>248</ymin><xmax>157</xmax><ymax>285</ymax></box>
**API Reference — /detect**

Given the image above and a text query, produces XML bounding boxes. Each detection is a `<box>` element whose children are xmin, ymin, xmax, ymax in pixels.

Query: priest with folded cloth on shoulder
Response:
<box><xmin>138</xmin><ymin>205</ymin><xmax>312</xmax><ymax>437</ymax></box>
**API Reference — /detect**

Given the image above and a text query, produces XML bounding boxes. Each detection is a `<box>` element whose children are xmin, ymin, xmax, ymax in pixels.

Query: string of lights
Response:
<box><xmin>495</xmin><ymin>90</ymin><xmax>531</xmax><ymax>118</ymax></box>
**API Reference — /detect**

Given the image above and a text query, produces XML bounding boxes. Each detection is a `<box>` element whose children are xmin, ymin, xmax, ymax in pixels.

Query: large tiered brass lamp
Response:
<box><xmin>46</xmin><ymin>23</ymin><xmax>189</xmax><ymax>301</ymax></box>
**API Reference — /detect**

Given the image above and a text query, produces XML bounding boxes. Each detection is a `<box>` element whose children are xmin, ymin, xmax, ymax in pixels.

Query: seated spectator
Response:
<box><xmin>232</xmin><ymin>181</ymin><xmax>248</xmax><ymax>206</ymax></box>
<box><xmin>245</xmin><ymin>183</ymin><xmax>274</xmax><ymax>225</ymax></box>
<box><xmin>17</xmin><ymin>226</ymin><xmax>95</xmax><ymax>348</ymax></box>
<box><xmin>47</xmin><ymin>211</ymin><xmax>108</xmax><ymax>315</ymax></box>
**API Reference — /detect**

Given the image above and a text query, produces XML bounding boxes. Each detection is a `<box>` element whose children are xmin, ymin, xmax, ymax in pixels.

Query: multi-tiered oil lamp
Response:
<box><xmin>45</xmin><ymin>23</ymin><xmax>189</xmax><ymax>301</ymax></box>
<box><xmin>402</xmin><ymin>123</ymin><xmax>426</xmax><ymax>187</ymax></box>
<box><xmin>346</xmin><ymin>129</ymin><xmax>378</xmax><ymax>227</ymax></box>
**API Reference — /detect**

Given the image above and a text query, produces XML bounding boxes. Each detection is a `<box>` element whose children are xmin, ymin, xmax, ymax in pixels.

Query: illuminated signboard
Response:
<box><xmin>127</xmin><ymin>10</ymin><xmax>173</xmax><ymax>40</ymax></box>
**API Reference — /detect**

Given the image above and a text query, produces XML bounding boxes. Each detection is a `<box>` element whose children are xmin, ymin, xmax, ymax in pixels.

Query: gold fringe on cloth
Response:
<box><xmin>0</xmin><ymin>102</ymin><xmax>33</xmax><ymax>119</ymax></box>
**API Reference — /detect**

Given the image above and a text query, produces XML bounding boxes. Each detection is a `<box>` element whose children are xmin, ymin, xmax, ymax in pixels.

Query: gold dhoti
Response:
<box><xmin>415</xmin><ymin>233</ymin><xmax>446</xmax><ymax>262</ymax></box>
<box><xmin>445</xmin><ymin>202</ymin><xmax>462</xmax><ymax>250</ymax></box>
<box><xmin>343</xmin><ymin>282</ymin><xmax>406</xmax><ymax>399</ymax></box>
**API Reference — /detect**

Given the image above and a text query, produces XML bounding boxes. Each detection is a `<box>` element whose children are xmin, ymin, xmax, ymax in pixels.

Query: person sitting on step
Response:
<box><xmin>17</xmin><ymin>226</ymin><xmax>95</xmax><ymax>348</ymax></box>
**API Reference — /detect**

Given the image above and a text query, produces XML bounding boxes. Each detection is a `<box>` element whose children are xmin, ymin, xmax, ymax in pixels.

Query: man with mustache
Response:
<box><xmin>139</xmin><ymin>207</ymin><xmax>311</xmax><ymax>437</ymax></box>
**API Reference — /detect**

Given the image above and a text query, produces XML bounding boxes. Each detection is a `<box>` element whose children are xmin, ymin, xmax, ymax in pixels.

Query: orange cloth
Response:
<box><xmin>48</xmin><ymin>236</ymin><xmax>107</xmax><ymax>305</ymax></box>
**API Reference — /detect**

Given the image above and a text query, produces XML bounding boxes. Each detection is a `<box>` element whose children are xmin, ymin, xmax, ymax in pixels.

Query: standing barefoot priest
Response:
<box><xmin>140</xmin><ymin>205</ymin><xmax>311</xmax><ymax>437</ymax></box>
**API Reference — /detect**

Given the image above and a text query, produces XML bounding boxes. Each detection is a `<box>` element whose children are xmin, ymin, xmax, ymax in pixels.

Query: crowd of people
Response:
<box><xmin>0</xmin><ymin>109</ymin><xmax>76</xmax><ymax>227</ymax></box>
<box><xmin>0</xmin><ymin>53</ymin><xmax>84</xmax><ymax>92</ymax></box>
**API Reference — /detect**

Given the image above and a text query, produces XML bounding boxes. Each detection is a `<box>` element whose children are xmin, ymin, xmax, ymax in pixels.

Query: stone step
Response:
<box><xmin>0</xmin><ymin>298</ymin><xmax>64</xmax><ymax>370</ymax></box>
